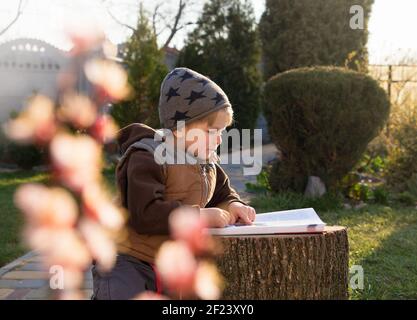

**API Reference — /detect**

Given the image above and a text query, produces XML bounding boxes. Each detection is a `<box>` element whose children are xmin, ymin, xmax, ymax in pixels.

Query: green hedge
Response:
<box><xmin>259</xmin><ymin>0</ymin><xmax>373</xmax><ymax>79</ymax></box>
<box><xmin>264</xmin><ymin>66</ymin><xmax>390</xmax><ymax>193</ymax></box>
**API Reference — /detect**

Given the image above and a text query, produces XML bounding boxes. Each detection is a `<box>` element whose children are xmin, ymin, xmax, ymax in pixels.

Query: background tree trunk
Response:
<box><xmin>214</xmin><ymin>226</ymin><xmax>349</xmax><ymax>300</ymax></box>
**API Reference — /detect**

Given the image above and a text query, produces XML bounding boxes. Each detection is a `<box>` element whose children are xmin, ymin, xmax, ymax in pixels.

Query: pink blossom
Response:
<box><xmin>90</xmin><ymin>115</ymin><xmax>118</xmax><ymax>144</ymax></box>
<box><xmin>24</xmin><ymin>228</ymin><xmax>91</xmax><ymax>270</ymax></box>
<box><xmin>58</xmin><ymin>267</ymin><xmax>85</xmax><ymax>291</ymax></box>
<box><xmin>57</xmin><ymin>290</ymin><xmax>86</xmax><ymax>300</ymax></box>
<box><xmin>3</xmin><ymin>95</ymin><xmax>57</xmax><ymax>145</ymax></box>
<box><xmin>84</xmin><ymin>59</ymin><xmax>131</xmax><ymax>101</ymax></box>
<box><xmin>155</xmin><ymin>241</ymin><xmax>197</xmax><ymax>296</ymax></box>
<box><xmin>134</xmin><ymin>291</ymin><xmax>169</xmax><ymax>300</ymax></box>
<box><xmin>194</xmin><ymin>261</ymin><xmax>223</xmax><ymax>300</ymax></box>
<box><xmin>169</xmin><ymin>207</ymin><xmax>215</xmax><ymax>255</ymax></box>
<box><xmin>57</xmin><ymin>93</ymin><xmax>97</xmax><ymax>128</ymax></box>
<box><xmin>50</xmin><ymin>133</ymin><xmax>102</xmax><ymax>192</ymax></box>
<box><xmin>81</xmin><ymin>183</ymin><xmax>125</xmax><ymax>230</ymax></box>
<box><xmin>66</xmin><ymin>23</ymin><xmax>105</xmax><ymax>55</ymax></box>
<box><xmin>102</xmin><ymin>40</ymin><xmax>119</xmax><ymax>59</ymax></box>
<box><xmin>78</xmin><ymin>218</ymin><xmax>117</xmax><ymax>272</ymax></box>
<box><xmin>14</xmin><ymin>184</ymin><xmax>78</xmax><ymax>228</ymax></box>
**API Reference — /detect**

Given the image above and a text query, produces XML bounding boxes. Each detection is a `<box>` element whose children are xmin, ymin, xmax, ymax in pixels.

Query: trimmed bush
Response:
<box><xmin>264</xmin><ymin>66</ymin><xmax>390</xmax><ymax>193</ymax></box>
<box><xmin>259</xmin><ymin>0</ymin><xmax>373</xmax><ymax>79</ymax></box>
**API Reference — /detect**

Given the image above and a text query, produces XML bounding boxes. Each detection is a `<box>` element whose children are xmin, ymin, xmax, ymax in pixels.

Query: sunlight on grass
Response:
<box><xmin>251</xmin><ymin>196</ymin><xmax>417</xmax><ymax>300</ymax></box>
<box><xmin>0</xmin><ymin>168</ymin><xmax>116</xmax><ymax>267</ymax></box>
<box><xmin>0</xmin><ymin>171</ymin><xmax>50</xmax><ymax>266</ymax></box>
<box><xmin>1</xmin><ymin>169</ymin><xmax>415</xmax><ymax>299</ymax></box>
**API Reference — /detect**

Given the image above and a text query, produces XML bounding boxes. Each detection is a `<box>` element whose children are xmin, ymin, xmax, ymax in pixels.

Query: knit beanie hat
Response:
<box><xmin>158</xmin><ymin>67</ymin><xmax>231</xmax><ymax>129</ymax></box>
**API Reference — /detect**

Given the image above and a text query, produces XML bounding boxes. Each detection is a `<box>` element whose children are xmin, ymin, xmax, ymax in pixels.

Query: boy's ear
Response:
<box><xmin>172</xmin><ymin>121</ymin><xmax>188</xmax><ymax>139</ymax></box>
<box><xmin>173</xmin><ymin>127</ymin><xmax>186</xmax><ymax>139</ymax></box>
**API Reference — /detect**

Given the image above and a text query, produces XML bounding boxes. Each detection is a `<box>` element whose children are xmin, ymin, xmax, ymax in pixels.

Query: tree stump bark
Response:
<box><xmin>214</xmin><ymin>226</ymin><xmax>349</xmax><ymax>300</ymax></box>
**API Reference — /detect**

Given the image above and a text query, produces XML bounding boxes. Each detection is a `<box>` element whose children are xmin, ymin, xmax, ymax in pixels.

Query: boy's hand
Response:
<box><xmin>228</xmin><ymin>202</ymin><xmax>256</xmax><ymax>225</ymax></box>
<box><xmin>200</xmin><ymin>208</ymin><xmax>234</xmax><ymax>228</ymax></box>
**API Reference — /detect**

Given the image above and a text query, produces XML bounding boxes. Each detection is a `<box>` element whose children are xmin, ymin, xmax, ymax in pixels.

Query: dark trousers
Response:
<box><xmin>91</xmin><ymin>254</ymin><xmax>161</xmax><ymax>300</ymax></box>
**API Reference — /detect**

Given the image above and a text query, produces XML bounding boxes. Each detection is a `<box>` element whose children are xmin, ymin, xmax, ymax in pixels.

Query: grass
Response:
<box><xmin>0</xmin><ymin>166</ymin><xmax>117</xmax><ymax>267</ymax></box>
<box><xmin>0</xmin><ymin>170</ymin><xmax>49</xmax><ymax>266</ymax></box>
<box><xmin>1</xmin><ymin>167</ymin><xmax>416</xmax><ymax>299</ymax></box>
<box><xmin>250</xmin><ymin>193</ymin><xmax>417</xmax><ymax>299</ymax></box>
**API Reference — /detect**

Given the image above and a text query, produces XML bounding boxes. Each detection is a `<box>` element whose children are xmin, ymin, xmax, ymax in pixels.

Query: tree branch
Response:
<box><xmin>101</xmin><ymin>0</ymin><xmax>197</xmax><ymax>50</ymax></box>
<box><xmin>162</xmin><ymin>0</ymin><xmax>187</xmax><ymax>49</ymax></box>
<box><xmin>106</xmin><ymin>6</ymin><xmax>137</xmax><ymax>33</ymax></box>
<box><xmin>0</xmin><ymin>0</ymin><xmax>25</xmax><ymax>37</ymax></box>
<box><xmin>152</xmin><ymin>2</ymin><xmax>163</xmax><ymax>36</ymax></box>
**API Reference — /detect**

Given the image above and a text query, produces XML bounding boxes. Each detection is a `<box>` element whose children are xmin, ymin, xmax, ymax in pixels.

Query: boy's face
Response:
<box><xmin>174</xmin><ymin>119</ymin><xmax>226</xmax><ymax>160</ymax></box>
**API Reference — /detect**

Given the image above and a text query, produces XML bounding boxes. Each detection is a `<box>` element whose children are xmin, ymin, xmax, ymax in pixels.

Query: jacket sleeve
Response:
<box><xmin>206</xmin><ymin>163</ymin><xmax>248</xmax><ymax>211</ymax></box>
<box><xmin>125</xmin><ymin>150</ymin><xmax>199</xmax><ymax>235</ymax></box>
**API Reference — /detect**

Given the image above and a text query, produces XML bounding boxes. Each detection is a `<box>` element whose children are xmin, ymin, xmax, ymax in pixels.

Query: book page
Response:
<box><xmin>206</xmin><ymin>208</ymin><xmax>325</xmax><ymax>235</ymax></box>
<box><xmin>252</xmin><ymin>208</ymin><xmax>324</xmax><ymax>227</ymax></box>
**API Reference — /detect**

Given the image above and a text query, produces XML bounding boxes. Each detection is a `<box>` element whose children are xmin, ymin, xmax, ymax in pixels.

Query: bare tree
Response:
<box><xmin>0</xmin><ymin>0</ymin><xmax>26</xmax><ymax>37</ymax></box>
<box><xmin>159</xmin><ymin>0</ymin><xmax>196</xmax><ymax>49</ymax></box>
<box><xmin>104</xmin><ymin>3</ymin><xmax>137</xmax><ymax>33</ymax></box>
<box><xmin>101</xmin><ymin>0</ymin><xmax>198</xmax><ymax>49</ymax></box>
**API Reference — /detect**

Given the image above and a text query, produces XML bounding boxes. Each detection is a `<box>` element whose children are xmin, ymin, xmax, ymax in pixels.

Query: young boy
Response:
<box><xmin>91</xmin><ymin>67</ymin><xmax>256</xmax><ymax>300</ymax></box>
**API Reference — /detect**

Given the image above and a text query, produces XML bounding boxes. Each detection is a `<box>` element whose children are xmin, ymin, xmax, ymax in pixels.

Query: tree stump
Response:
<box><xmin>214</xmin><ymin>226</ymin><xmax>349</xmax><ymax>300</ymax></box>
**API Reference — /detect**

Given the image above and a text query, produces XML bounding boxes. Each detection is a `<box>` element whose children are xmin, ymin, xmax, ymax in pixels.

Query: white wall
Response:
<box><xmin>0</xmin><ymin>38</ymin><xmax>70</xmax><ymax>122</ymax></box>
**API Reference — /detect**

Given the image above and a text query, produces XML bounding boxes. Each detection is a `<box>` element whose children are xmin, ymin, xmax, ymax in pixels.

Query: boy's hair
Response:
<box><xmin>158</xmin><ymin>67</ymin><xmax>232</xmax><ymax>130</ymax></box>
<box><xmin>186</xmin><ymin>106</ymin><xmax>234</xmax><ymax>129</ymax></box>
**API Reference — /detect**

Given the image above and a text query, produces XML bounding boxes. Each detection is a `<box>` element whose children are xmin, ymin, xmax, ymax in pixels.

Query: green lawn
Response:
<box><xmin>0</xmin><ymin>171</ymin><xmax>49</xmax><ymax>266</ymax></box>
<box><xmin>0</xmin><ymin>167</ymin><xmax>116</xmax><ymax>267</ymax></box>
<box><xmin>1</xmin><ymin>169</ymin><xmax>416</xmax><ymax>299</ymax></box>
<box><xmin>250</xmin><ymin>194</ymin><xmax>417</xmax><ymax>299</ymax></box>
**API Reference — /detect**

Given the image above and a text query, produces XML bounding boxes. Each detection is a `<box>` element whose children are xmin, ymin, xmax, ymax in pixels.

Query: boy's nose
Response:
<box><xmin>216</xmin><ymin>134</ymin><xmax>222</xmax><ymax>146</ymax></box>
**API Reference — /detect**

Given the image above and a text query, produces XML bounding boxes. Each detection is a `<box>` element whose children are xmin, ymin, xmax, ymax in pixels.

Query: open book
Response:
<box><xmin>206</xmin><ymin>207</ymin><xmax>326</xmax><ymax>236</ymax></box>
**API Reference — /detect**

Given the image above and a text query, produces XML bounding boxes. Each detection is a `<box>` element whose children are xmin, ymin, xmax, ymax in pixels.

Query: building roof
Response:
<box><xmin>0</xmin><ymin>38</ymin><xmax>67</xmax><ymax>72</ymax></box>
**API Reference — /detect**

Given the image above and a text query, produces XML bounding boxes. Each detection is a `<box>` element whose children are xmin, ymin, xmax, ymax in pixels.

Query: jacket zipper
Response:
<box><xmin>200</xmin><ymin>164</ymin><xmax>208</xmax><ymax>207</ymax></box>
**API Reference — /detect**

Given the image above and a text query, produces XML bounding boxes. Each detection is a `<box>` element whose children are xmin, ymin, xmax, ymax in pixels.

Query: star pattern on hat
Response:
<box><xmin>165</xmin><ymin>87</ymin><xmax>180</xmax><ymax>102</ymax></box>
<box><xmin>185</xmin><ymin>90</ymin><xmax>206</xmax><ymax>105</ymax></box>
<box><xmin>170</xmin><ymin>110</ymin><xmax>191</xmax><ymax>122</ymax></box>
<box><xmin>197</xmin><ymin>78</ymin><xmax>209</xmax><ymax>86</ymax></box>
<box><xmin>179</xmin><ymin>70</ymin><xmax>194</xmax><ymax>82</ymax></box>
<box><xmin>211</xmin><ymin>92</ymin><xmax>224</xmax><ymax>106</ymax></box>
<box><xmin>167</xmin><ymin>69</ymin><xmax>180</xmax><ymax>80</ymax></box>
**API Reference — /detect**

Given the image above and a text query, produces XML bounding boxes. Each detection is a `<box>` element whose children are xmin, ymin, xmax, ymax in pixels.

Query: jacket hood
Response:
<box><xmin>117</xmin><ymin>123</ymin><xmax>158</xmax><ymax>155</ymax></box>
<box><xmin>115</xmin><ymin>123</ymin><xmax>159</xmax><ymax>210</ymax></box>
